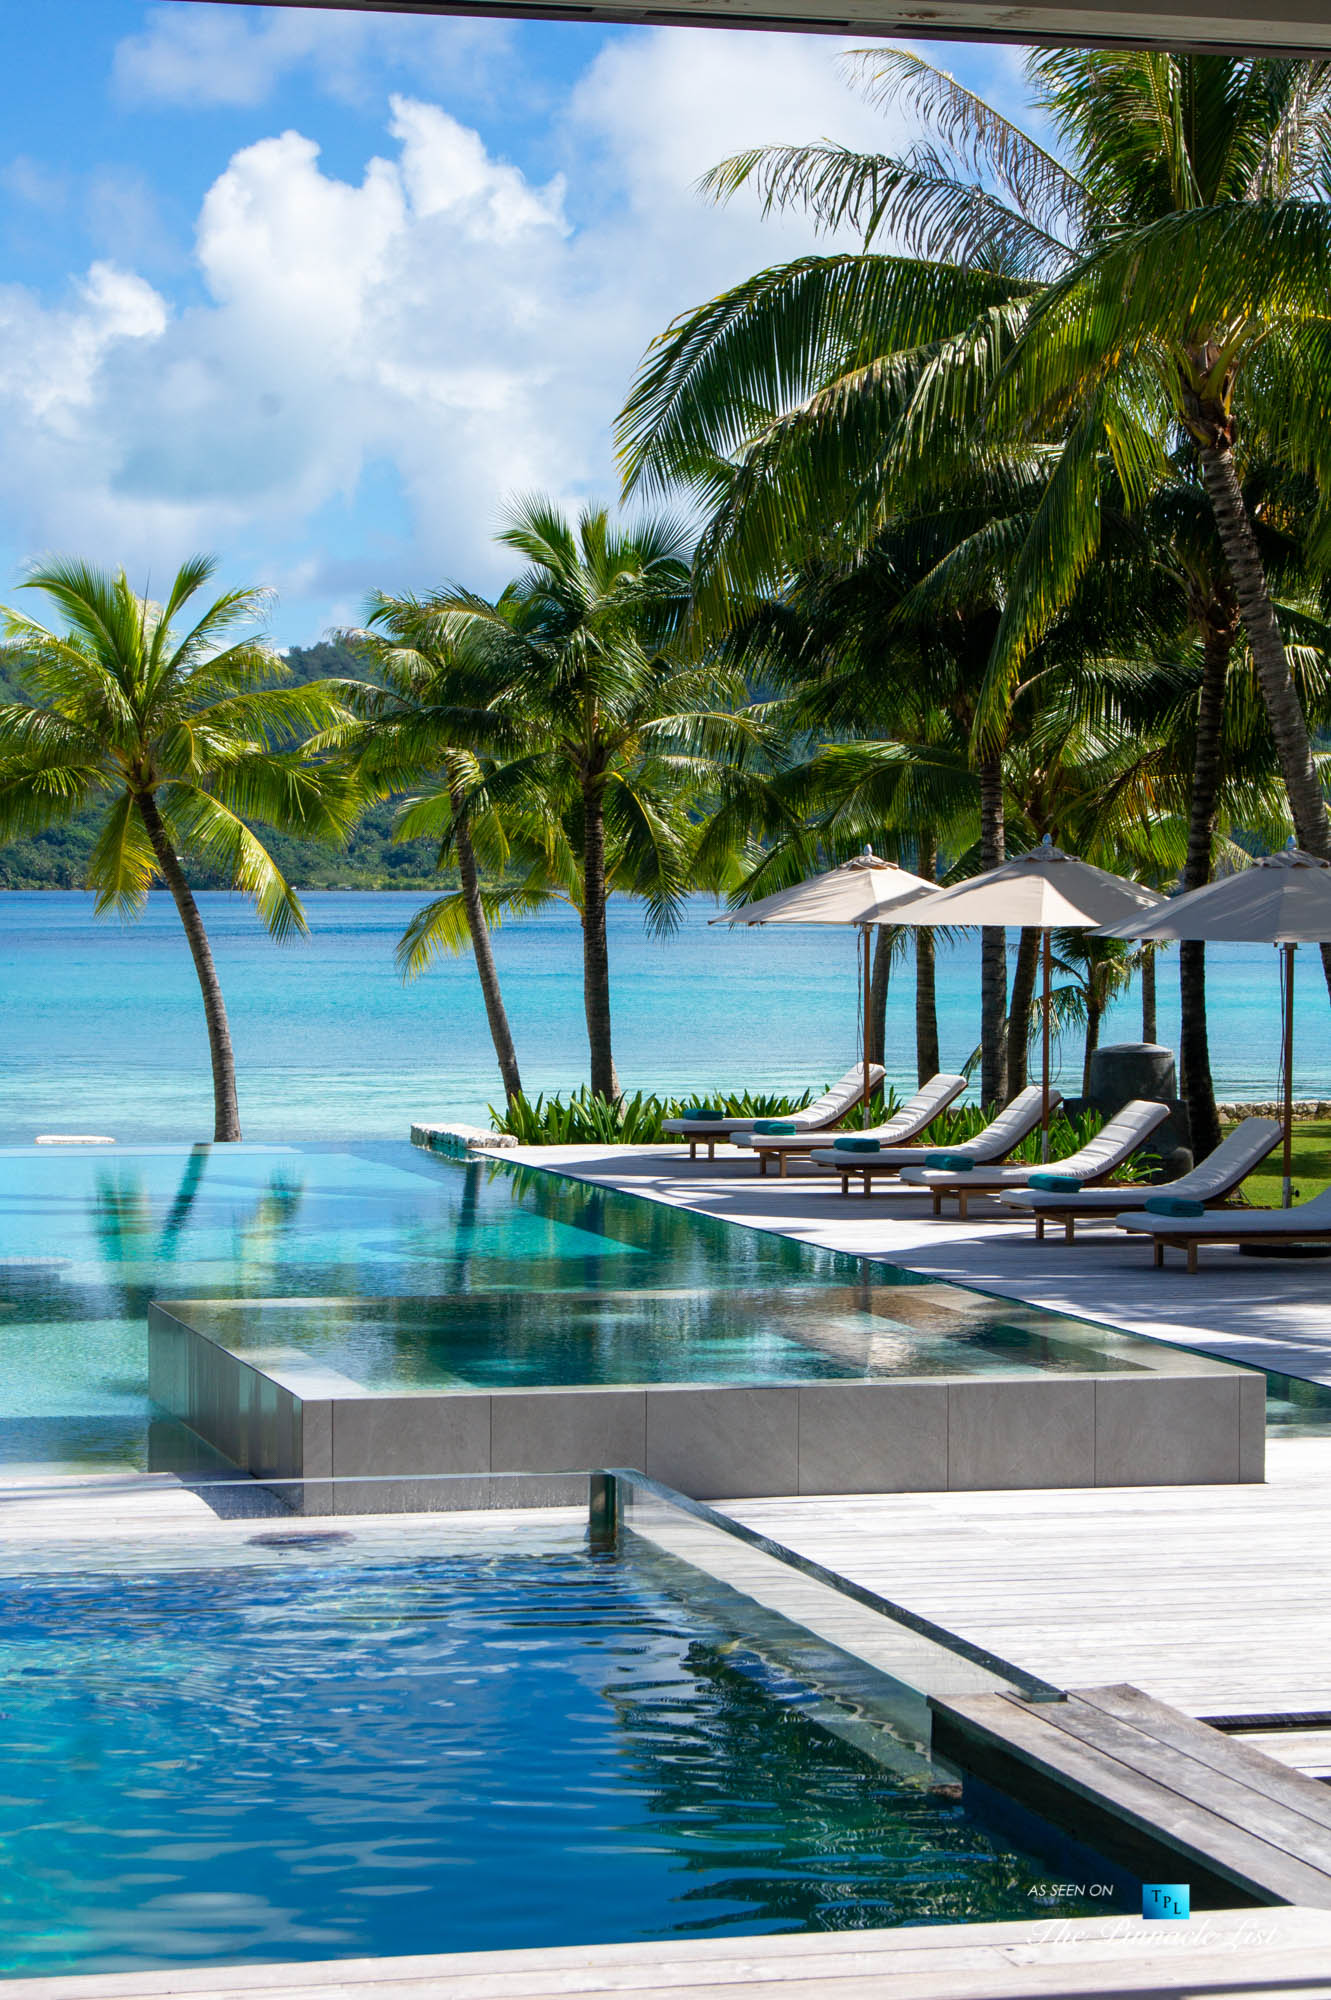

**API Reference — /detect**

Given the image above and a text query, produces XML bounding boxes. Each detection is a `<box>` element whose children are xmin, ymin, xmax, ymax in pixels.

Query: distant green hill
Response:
<box><xmin>0</xmin><ymin>641</ymin><xmax>454</xmax><ymax>892</ymax></box>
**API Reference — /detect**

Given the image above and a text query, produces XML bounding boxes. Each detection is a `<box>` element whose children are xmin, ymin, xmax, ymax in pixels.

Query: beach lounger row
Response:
<box><xmin>667</xmin><ymin>1064</ymin><xmax>1301</xmax><ymax>1272</ymax></box>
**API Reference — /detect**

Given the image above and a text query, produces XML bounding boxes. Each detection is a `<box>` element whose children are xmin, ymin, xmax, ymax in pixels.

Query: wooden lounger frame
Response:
<box><xmin>1141</xmin><ymin>1222</ymin><xmax>1331</xmax><ymax>1274</ymax></box>
<box><xmin>1031</xmin><ymin>1197</ymin><xmax>1240</xmax><ymax>1245</ymax></box>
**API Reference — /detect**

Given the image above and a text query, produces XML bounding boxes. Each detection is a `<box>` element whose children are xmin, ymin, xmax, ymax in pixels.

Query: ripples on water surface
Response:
<box><xmin>0</xmin><ymin>1533</ymin><xmax>1099</xmax><ymax>1975</ymax></box>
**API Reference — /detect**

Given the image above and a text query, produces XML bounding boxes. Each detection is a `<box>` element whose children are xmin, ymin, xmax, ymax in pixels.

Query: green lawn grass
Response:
<box><xmin>1222</xmin><ymin>1119</ymin><xmax>1331</xmax><ymax>1207</ymax></box>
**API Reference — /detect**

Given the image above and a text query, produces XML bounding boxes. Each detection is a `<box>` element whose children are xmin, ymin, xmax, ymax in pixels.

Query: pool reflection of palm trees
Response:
<box><xmin>602</xmin><ymin>1624</ymin><xmax>1062</xmax><ymax>1932</ymax></box>
<box><xmin>85</xmin><ymin>1153</ymin><xmax>308</xmax><ymax>1321</ymax></box>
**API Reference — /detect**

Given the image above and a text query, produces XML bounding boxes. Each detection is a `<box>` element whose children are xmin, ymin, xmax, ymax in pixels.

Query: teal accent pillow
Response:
<box><xmin>924</xmin><ymin>1151</ymin><xmax>975</xmax><ymax>1171</ymax></box>
<box><xmin>1145</xmin><ymin>1196</ymin><xmax>1206</xmax><ymax>1217</ymax></box>
<box><xmin>834</xmin><ymin>1136</ymin><xmax>881</xmax><ymax>1152</ymax></box>
<box><xmin>681</xmin><ymin>1106</ymin><xmax>722</xmax><ymax>1121</ymax></box>
<box><xmin>1029</xmin><ymin>1173</ymin><xmax>1083</xmax><ymax>1192</ymax></box>
<box><xmin>754</xmin><ymin>1120</ymin><xmax>797</xmax><ymax>1135</ymax></box>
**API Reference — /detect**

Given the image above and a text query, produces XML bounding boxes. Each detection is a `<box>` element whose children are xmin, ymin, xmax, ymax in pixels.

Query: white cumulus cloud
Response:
<box><xmin>0</xmin><ymin>27</ymin><xmax>925</xmax><ymax>636</ymax></box>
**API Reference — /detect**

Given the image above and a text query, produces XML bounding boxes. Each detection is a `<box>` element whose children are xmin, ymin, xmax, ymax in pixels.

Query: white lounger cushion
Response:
<box><xmin>899</xmin><ymin>1098</ymin><xmax>1170</xmax><ymax>1192</ymax></box>
<box><xmin>736</xmin><ymin>1073</ymin><xmax>967</xmax><ymax>1150</ymax></box>
<box><xmin>806</xmin><ymin>1084</ymin><xmax>1056</xmax><ymax>1173</ymax></box>
<box><xmin>1117</xmin><ymin>1183</ymin><xmax>1331</xmax><ymax>1238</ymax></box>
<box><xmin>662</xmin><ymin>1063</ymin><xmax>885</xmax><ymax>1137</ymax></box>
<box><xmin>1000</xmin><ymin>1117</ymin><xmax>1281</xmax><ymax>1213</ymax></box>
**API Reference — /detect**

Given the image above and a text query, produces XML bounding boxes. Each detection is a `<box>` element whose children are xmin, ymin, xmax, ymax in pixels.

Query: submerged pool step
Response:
<box><xmin>932</xmin><ymin>1681</ymin><xmax>1331</xmax><ymax>1909</ymax></box>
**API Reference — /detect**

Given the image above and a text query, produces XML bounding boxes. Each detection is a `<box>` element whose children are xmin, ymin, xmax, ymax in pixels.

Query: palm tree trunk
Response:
<box><xmin>1082</xmin><ymin>991</ymin><xmax>1104</xmax><ymax>1099</ymax></box>
<box><xmin>1178</xmin><ymin>610</ymin><xmax>1233</xmax><ymax>1160</ymax></box>
<box><xmin>912</xmin><ymin>830</ymin><xmax>939</xmax><ymax>1084</ymax></box>
<box><xmin>136</xmin><ymin>788</ymin><xmax>241</xmax><ymax>1143</ymax></box>
<box><xmin>452</xmin><ymin>794</ymin><xmax>523</xmax><ymax>1105</ymax></box>
<box><xmin>1140</xmin><ymin>948</ymin><xmax>1157</xmax><ymax>1044</ymax></box>
<box><xmin>868</xmin><ymin>927</ymin><xmax>892</xmax><ymax>1067</ymax></box>
<box><xmin>978</xmin><ymin>754</ymin><xmax>1008</xmax><ymax>1107</ymax></box>
<box><xmin>581</xmin><ymin>781</ymin><xmax>620</xmax><ymax>1102</ymax></box>
<box><xmin>1006</xmin><ymin>926</ymin><xmax>1040</xmax><ymax>1095</ymax></box>
<box><xmin>1197</xmin><ymin>439</ymin><xmax>1331</xmax><ymax>1002</ymax></box>
<box><xmin>915</xmin><ymin>931</ymin><xmax>939</xmax><ymax>1085</ymax></box>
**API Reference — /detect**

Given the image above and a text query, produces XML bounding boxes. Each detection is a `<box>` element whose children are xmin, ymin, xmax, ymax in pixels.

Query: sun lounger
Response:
<box><xmin>1116</xmin><ymin>1181</ymin><xmax>1331</xmax><ymax>1273</ymax></box>
<box><xmin>999</xmin><ymin>1117</ymin><xmax>1281</xmax><ymax>1242</ymax></box>
<box><xmin>897</xmin><ymin>1098</ymin><xmax>1170</xmax><ymax>1218</ymax></box>
<box><xmin>735</xmin><ymin>1073</ymin><xmax>967</xmax><ymax>1175</ymax></box>
<box><xmin>662</xmin><ymin>1062</ymin><xmax>886</xmax><ymax>1160</ymax></box>
<box><xmin>806</xmin><ymin>1084</ymin><xmax>1058</xmax><ymax>1195</ymax></box>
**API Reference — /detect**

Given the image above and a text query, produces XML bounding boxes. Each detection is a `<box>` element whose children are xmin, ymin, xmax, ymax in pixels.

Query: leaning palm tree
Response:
<box><xmin>0</xmin><ymin>557</ymin><xmax>354</xmax><ymax>1141</ymax></box>
<box><xmin>433</xmin><ymin>499</ymin><xmax>771</xmax><ymax>1101</ymax></box>
<box><xmin>333</xmin><ymin>597</ymin><xmax>549</xmax><ymax>1106</ymax></box>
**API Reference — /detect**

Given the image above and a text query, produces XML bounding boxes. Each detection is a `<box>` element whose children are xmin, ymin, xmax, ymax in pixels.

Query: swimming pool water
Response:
<box><xmin>0</xmin><ymin>1524</ymin><xmax>1104</xmax><ymax>1975</ymax></box>
<box><xmin>0</xmin><ymin>1139</ymin><xmax>1246</xmax><ymax>1473</ymax></box>
<box><xmin>2</xmin><ymin>1140</ymin><xmax>1328</xmax><ymax>1472</ymax></box>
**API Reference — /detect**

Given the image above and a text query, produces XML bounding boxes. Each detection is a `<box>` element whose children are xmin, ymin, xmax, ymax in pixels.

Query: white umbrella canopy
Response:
<box><xmin>1097</xmin><ymin>846</ymin><xmax>1331</xmax><ymax>945</ymax></box>
<box><xmin>1099</xmin><ymin>847</ymin><xmax>1331</xmax><ymax>1204</ymax></box>
<box><xmin>712</xmin><ymin>849</ymin><xmax>937</xmax><ymax>1123</ymax></box>
<box><xmin>711</xmin><ymin>849</ymin><xmax>936</xmax><ymax>927</ymax></box>
<box><xmin>884</xmin><ymin>841</ymin><xmax>1165</xmax><ymax>933</ymax></box>
<box><xmin>863</xmin><ymin>839</ymin><xmax>1166</xmax><ymax>1152</ymax></box>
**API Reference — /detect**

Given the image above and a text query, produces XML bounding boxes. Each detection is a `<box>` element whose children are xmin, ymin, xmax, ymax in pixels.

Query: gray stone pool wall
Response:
<box><xmin>148</xmin><ymin>1302</ymin><xmax>1265</xmax><ymax>1512</ymax></box>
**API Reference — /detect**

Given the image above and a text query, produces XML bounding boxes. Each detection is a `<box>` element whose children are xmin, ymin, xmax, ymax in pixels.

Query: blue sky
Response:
<box><xmin>0</xmin><ymin>4</ymin><xmax>1033</xmax><ymax>645</ymax></box>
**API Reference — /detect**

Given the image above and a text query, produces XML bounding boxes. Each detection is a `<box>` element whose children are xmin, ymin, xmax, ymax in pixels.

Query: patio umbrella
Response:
<box><xmin>1100</xmin><ymin>846</ymin><xmax>1331</xmax><ymax>1206</ymax></box>
<box><xmin>862</xmin><ymin>837</ymin><xmax>1164</xmax><ymax>1155</ymax></box>
<box><xmin>711</xmin><ymin>849</ymin><xmax>935</xmax><ymax>1125</ymax></box>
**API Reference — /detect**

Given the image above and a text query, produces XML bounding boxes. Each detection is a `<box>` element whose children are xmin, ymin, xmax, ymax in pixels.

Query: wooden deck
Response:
<box><xmin>932</xmin><ymin>1683</ymin><xmax>1331</xmax><ymax>1908</ymax></box>
<box><xmin>727</xmin><ymin>1438</ymin><xmax>1331</xmax><ymax>1727</ymax></box>
<box><xmin>4</xmin><ymin>1909</ymin><xmax>1331</xmax><ymax>2000</ymax></box>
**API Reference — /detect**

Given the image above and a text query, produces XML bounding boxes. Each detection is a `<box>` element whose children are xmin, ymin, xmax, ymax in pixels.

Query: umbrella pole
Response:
<box><xmin>862</xmin><ymin>928</ymin><xmax>873</xmax><ymax>1129</ymax></box>
<box><xmin>1283</xmin><ymin>942</ymin><xmax>1295</xmax><ymax>1208</ymax></box>
<box><xmin>1041</xmin><ymin>929</ymin><xmax>1051</xmax><ymax>1161</ymax></box>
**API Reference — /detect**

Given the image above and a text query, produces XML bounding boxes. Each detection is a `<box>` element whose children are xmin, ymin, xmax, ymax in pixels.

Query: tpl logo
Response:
<box><xmin>1142</xmin><ymin>1883</ymin><xmax>1190</xmax><ymax>1920</ymax></box>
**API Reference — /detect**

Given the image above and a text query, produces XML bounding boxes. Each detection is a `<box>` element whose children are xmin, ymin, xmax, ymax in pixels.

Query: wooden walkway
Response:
<box><xmin>728</xmin><ymin>1439</ymin><xmax>1331</xmax><ymax>1728</ymax></box>
<box><xmin>4</xmin><ymin>1910</ymin><xmax>1331</xmax><ymax>2000</ymax></box>
<box><xmin>933</xmin><ymin>1684</ymin><xmax>1331</xmax><ymax>1908</ymax></box>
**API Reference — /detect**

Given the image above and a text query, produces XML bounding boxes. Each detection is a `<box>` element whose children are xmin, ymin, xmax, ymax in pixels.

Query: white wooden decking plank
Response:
<box><xmin>4</xmin><ymin>1911</ymin><xmax>1331</xmax><ymax>2000</ymax></box>
<box><xmin>726</xmin><ymin>1470</ymin><xmax>1331</xmax><ymax>1718</ymax></box>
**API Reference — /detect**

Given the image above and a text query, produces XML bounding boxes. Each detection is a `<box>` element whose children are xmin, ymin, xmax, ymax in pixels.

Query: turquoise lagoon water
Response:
<box><xmin>0</xmin><ymin>1524</ymin><xmax>1108</xmax><ymax>1975</ymax></box>
<box><xmin>0</xmin><ymin>1141</ymin><xmax>1173</xmax><ymax>1474</ymax></box>
<box><xmin>0</xmin><ymin>890</ymin><xmax>1323</xmax><ymax>1145</ymax></box>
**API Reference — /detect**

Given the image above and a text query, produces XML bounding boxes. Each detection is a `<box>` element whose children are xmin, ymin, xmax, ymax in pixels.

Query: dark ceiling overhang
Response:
<box><xmin>198</xmin><ymin>0</ymin><xmax>1331</xmax><ymax>59</ymax></box>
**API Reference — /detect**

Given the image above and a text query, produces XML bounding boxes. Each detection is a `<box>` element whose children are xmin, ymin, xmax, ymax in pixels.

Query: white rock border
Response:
<box><xmin>1217</xmin><ymin>1100</ymin><xmax>1331</xmax><ymax>1120</ymax></box>
<box><xmin>410</xmin><ymin>1121</ymin><xmax>518</xmax><ymax>1158</ymax></box>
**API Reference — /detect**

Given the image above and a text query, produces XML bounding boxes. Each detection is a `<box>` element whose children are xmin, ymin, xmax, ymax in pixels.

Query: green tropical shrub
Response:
<box><xmin>489</xmin><ymin>1082</ymin><xmax>911</xmax><ymax>1145</ymax></box>
<box><xmin>489</xmin><ymin>1084</ymin><xmax>831</xmax><ymax>1145</ymax></box>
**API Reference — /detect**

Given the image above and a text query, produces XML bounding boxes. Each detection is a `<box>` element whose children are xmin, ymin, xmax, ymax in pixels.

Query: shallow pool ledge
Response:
<box><xmin>148</xmin><ymin>1301</ymin><xmax>1265</xmax><ymax>1512</ymax></box>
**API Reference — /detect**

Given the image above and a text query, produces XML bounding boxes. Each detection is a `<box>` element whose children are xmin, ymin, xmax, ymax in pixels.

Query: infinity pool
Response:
<box><xmin>0</xmin><ymin>1140</ymin><xmax>1326</xmax><ymax>1472</ymax></box>
<box><xmin>0</xmin><ymin>1518</ymin><xmax>1109</xmax><ymax>1976</ymax></box>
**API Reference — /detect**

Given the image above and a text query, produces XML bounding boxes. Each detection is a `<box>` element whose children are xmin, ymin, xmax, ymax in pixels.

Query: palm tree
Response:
<box><xmin>619</xmin><ymin>48</ymin><xmax>1331</xmax><ymax>999</ymax></box>
<box><xmin>427</xmin><ymin>500</ymin><xmax>770</xmax><ymax>1100</ymax></box>
<box><xmin>990</xmin><ymin>53</ymin><xmax>1331</xmax><ymax>881</ymax></box>
<box><xmin>333</xmin><ymin>598</ymin><xmax>543</xmax><ymax>1106</ymax></box>
<box><xmin>0</xmin><ymin>557</ymin><xmax>354</xmax><ymax>1141</ymax></box>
